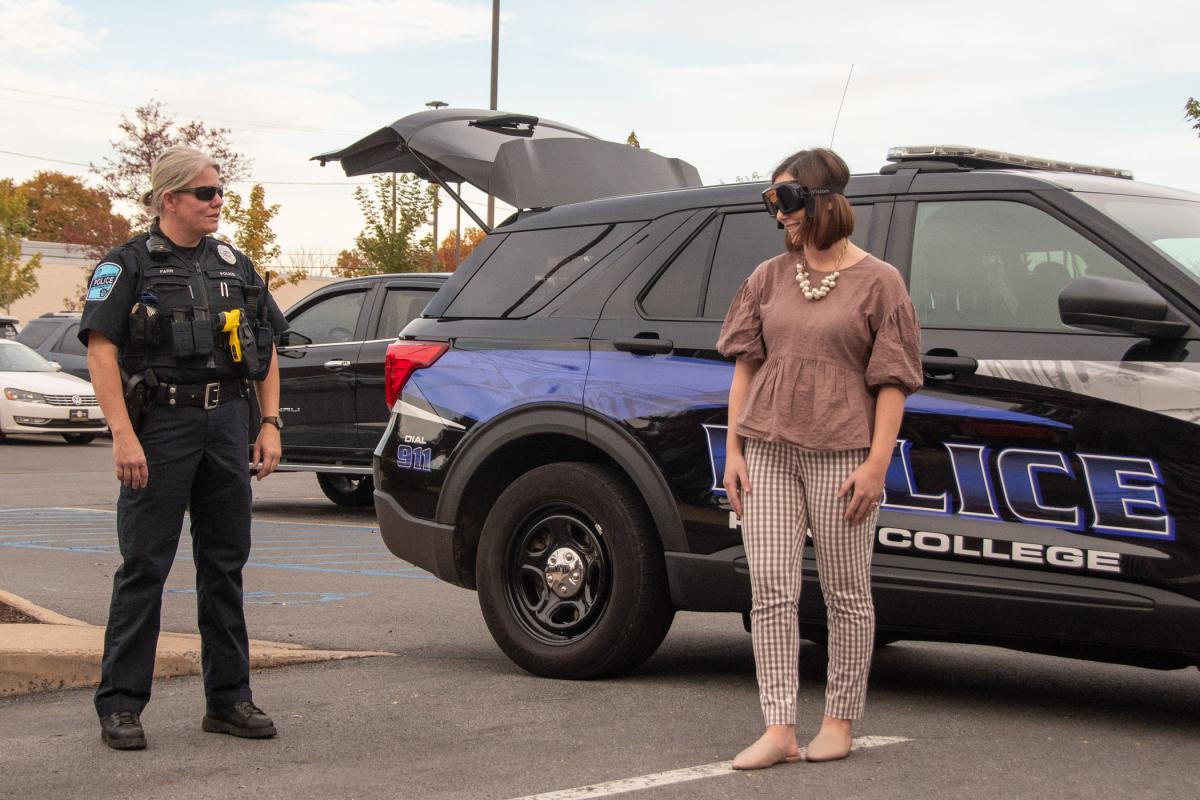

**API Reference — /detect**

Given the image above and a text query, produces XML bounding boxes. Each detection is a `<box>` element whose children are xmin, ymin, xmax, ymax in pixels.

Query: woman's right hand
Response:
<box><xmin>113</xmin><ymin>431</ymin><xmax>148</xmax><ymax>489</ymax></box>
<box><xmin>724</xmin><ymin>450</ymin><xmax>751</xmax><ymax>518</ymax></box>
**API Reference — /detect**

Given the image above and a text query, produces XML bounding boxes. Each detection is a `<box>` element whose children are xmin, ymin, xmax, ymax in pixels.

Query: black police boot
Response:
<box><xmin>100</xmin><ymin>710</ymin><xmax>147</xmax><ymax>750</ymax></box>
<box><xmin>202</xmin><ymin>701</ymin><xmax>277</xmax><ymax>739</ymax></box>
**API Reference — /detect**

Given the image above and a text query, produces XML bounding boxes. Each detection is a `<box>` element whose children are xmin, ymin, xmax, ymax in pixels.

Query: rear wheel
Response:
<box><xmin>476</xmin><ymin>462</ymin><xmax>675</xmax><ymax>679</ymax></box>
<box><xmin>62</xmin><ymin>433</ymin><xmax>97</xmax><ymax>445</ymax></box>
<box><xmin>316</xmin><ymin>473</ymin><xmax>375</xmax><ymax>506</ymax></box>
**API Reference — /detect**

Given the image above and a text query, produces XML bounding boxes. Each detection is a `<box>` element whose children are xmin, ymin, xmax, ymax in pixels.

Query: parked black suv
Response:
<box><xmin>276</xmin><ymin>272</ymin><xmax>447</xmax><ymax>505</ymax></box>
<box><xmin>320</xmin><ymin>115</ymin><xmax>1200</xmax><ymax>680</ymax></box>
<box><xmin>16</xmin><ymin>313</ymin><xmax>89</xmax><ymax>379</ymax></box>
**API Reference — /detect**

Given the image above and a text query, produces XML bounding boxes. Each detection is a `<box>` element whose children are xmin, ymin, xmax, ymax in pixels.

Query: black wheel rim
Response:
<box><xmin>327</xmin><ymin>476</ymin><xmax>364</xmax><ymax>494</ymax></box>
<box><xmin>503</xmin><ymin>506</ymin><xmax>611</xmax><ymax>645</ymax></box>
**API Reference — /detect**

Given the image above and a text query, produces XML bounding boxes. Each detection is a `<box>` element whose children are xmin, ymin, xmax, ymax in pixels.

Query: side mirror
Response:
<box><xmin>1059</xmin><ymin>276</ymin><xmax>1189</xmax><ymax>340</ymax></box>
<box><xmin>49</xmin><ymin>361</ymin><xmax>63</xmax><ymax>372</ymax></box>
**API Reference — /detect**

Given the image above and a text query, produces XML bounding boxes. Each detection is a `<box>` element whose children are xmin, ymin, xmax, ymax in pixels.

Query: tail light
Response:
<box><xmin>384</xmin><ymin>341</ymin><xmax>448</xmax><ymax>409</ymax></box>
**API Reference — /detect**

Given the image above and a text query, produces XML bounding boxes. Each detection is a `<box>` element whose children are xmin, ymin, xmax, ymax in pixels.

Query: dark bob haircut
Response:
<box><xmin>771</xmin><ymin>148</ymin><xmax>854</xmax><ymax>252</ymax></box>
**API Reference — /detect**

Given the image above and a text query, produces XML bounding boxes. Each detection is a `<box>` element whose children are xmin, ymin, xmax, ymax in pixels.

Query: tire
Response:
<box><xmin>316</xmin><ymin>473</ymin><xmax>375</xmax><ymax>506</ymax></box>
<box><xmin>62</xmin><ymin>433</ymin><xmax>97</xmax><ymax>445</ymax></box>
<box><xmin>476</xmin><ymin>462</ymin><xmax>675</xmax><ymax>679</ymax></box>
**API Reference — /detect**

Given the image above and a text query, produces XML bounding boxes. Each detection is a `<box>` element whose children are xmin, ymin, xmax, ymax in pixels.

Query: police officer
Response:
<box><xmin>80</xmin><ymin>146</ymin><xmax>289</xmax><ymax>750</ymax></box>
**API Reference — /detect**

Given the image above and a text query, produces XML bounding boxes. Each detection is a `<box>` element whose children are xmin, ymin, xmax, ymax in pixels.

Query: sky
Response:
<box><xmin>1</xmin><ymin>0</ymin><xmax>1198</xmax><ymax>271</ymax></box>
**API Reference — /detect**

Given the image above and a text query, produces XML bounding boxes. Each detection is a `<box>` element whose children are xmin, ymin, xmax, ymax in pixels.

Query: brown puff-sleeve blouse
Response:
<box><xmin>716</xmin><ymin>251</ymin><xmax>923</xmax><ymax>451</ymax></box>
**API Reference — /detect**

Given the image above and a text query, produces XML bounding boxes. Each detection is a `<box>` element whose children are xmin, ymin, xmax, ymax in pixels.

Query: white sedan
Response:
<box><xmin>0</xmin><ymin>339</ymin><xmax>107</xmax><ymax>445</ymax></box>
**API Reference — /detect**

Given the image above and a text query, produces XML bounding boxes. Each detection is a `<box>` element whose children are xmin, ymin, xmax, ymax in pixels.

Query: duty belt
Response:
<box><xmin>152</xmin><ymin>379</ymin><xmax>246</xmax><ymax>410</ymax></box>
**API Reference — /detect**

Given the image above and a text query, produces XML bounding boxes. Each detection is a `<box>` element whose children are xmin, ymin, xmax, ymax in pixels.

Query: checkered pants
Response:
<box><xmin>742</xmin><ymin>438</ymin><xmax>878</xmax><ymax>724</ymax></box>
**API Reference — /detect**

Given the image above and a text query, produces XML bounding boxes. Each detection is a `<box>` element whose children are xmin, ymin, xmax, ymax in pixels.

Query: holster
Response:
<box><xmin>121</xmin><ymin>369</ymin><xmax>155</xmax><ymax>434</ymax></box>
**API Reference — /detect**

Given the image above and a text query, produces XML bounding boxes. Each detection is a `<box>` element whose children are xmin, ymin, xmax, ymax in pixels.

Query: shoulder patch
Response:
<box><xmin>86</xmin><ymin>263</ymin><xmax>122</xmax><ymax>302</ymax></box>
<box><xmin>217</xmin><ymin>244</ymin><xmax>236</xmax><ymax>265</ymax></box>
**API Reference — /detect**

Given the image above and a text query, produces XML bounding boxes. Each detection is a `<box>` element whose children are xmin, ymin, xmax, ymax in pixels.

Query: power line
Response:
<box><xmin>1</xmin><ymin>149</ymin><xmax>513</xmax><ymax>213</ymax></box>
<box><xmin>0</xmin><ymin>85</ymin><xmax>359</xmax><ymax>137</ymax></box>
<box><xmin>0</xmin><ymin>149</ymin><xmax>89</xmax><ymax>168</ymax></box>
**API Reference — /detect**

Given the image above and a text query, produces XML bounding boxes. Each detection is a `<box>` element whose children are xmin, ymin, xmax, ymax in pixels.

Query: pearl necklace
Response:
<box><xmin>795</xmin><ymin>240</ymin><xmax>849</xmax><ymax>300</ymax></box>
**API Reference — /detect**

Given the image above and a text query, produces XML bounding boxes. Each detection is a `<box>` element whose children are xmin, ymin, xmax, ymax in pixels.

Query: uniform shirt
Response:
<box><xmin>78</xmin><ymin>224</ymin><xmax>288</xmax><ymax>385</ymax></box>
<box><xmin>716</xmin><ymin>251</ymin><xmax>923</xmax><ymax>451</ymax></box>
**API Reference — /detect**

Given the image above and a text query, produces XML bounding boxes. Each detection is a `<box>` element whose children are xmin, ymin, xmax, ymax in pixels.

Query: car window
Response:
<box><xmin>16</xmin><ymin>318</ymin><xmax>58</xmax><ymax>349</ymax></box>
<box><xmin>641</xmin><ymin>217</ymin><xmax>719</xmax><ymax>318</ymax></box>
<box><xmin>1079</xmin><ymin>193</ymin><xmax>1200</xmax><ymax>283</ymax></box>
<box><xmin>286</xmin><ymin>290</ymin><xmax>367</xmax><ymax>344</ymax></box>
<box><xmin>446</xmin><ymin>223</ymin><xmax>638</xmax><ymax>318</ymax></box>
<box><xmin>641</xmin><ymin>205</ymin><xmax>874</xmax><ymax>320</ymax></box>
<box><xmin>0</xmin><ymin>341</ymin><xmax>54</xmax><ymax>372</ymax></box>
<box><xmin>378</xmin><ymin>289</ymin><xmax>435</xmax><ymax>338</ymax></box>
<box><xmin>54</xmin><ymin>323</ymin><xmax>88</xmax><ymax>357</ymax></box>
<box><xmin>909</xmin><ymin>200</ymin><xmax>1150</xmax><ymax>330</ymax></box>
<box><xmin>1</xmin><ymin>321</ymin><xmax>17</xmax><ymax>340</ymax></box>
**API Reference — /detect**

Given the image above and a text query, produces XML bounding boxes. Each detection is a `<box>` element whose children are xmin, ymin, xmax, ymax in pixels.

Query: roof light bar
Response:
<box><xmin>887</xmin><ymin>145</ymin><xmax>1134</xmax><ymax>180</ymax></box>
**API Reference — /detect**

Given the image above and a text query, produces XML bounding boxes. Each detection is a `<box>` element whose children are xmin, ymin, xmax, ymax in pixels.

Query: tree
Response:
<box><xmin>0</xmin><ymin>180</ymin><xmax>41</xmax><ymax>311</ymax></box>
<box><xmin>91</xmin><ymin>99</ymin><xmax>252</xmax><ymax>228</ymax></box>
<box><xmin>222</xmin><ymin>184</ymin><xmax>304</xmax><ymax>290</ymax></box>
<box><xmin>333</xmin><ymin>248</ymin><xmax>370</xmax><ymax>278</ymax></box>
<box><xmin>626</xmin><ymin>130</ymin><xmax>641</xmax><ymax>148</ymax></box>
<box><xmin>435</xmin><ymin>227</ymin><xmax>487</xmax><ymax>271</ymax></box>
<box><xmin>337</xmin><ymin>174</ymin><xmax>434</xmax><ymax>276</ymax></box>
<box><xmin>19</xmin><ymin>171</ymin><xmax>130</xmax><ymax>260</ymax></box>
<box><xmin>1187</xmin><ymin>97</ymin><xmax>1200</xmax><ymax>136</ymax></box>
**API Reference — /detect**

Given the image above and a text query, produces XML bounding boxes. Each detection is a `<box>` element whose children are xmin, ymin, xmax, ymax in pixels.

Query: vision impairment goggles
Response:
<box><xmin>174</xmin><ymin>185</ymin><xmax>225</xmax><ymax>202</ymax></box>
<box><xmin>761</xmin><ymin>182</ymin><xmax>838</xmax><ymax>216</ymax></box>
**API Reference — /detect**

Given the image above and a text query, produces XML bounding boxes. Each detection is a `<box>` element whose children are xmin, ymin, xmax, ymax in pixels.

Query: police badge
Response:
<box><xmin>217</xmin><ymin>244</ymin><xmax>236</xmax><ymax>265</ymax></box>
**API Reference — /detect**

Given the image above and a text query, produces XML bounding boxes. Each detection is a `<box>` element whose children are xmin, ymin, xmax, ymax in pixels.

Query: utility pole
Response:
<box><xmin>487</xmin><ymin>0</ymin><xmax>499</xmax><ymax>228</ymax></box>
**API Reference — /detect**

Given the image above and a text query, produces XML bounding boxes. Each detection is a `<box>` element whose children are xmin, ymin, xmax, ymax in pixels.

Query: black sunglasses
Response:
<box><xmin>761</xmin><ymin>182</ymin><xmax>834</xmax><ymax>216</ymax></box>
<box><xmin>174</xmin><ymin>185</ymin><xmax>225</xmax><ymax>202</ymax></box>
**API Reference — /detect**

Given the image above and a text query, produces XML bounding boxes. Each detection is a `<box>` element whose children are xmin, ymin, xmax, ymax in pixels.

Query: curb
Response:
<box><xmin>1</xmin><ymin>591</ymin><xmax>392</xmax><ymax>698</ymax></box>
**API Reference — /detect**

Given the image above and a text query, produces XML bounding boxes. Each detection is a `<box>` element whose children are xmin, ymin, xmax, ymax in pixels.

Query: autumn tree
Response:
<box><xmin>0</xmin><ymin>180</ymin><xmax>41</xmax><ymax>311</ymax></box>
<box><xmin>337</xmin><ymin>174</ymin><xmax>434</xmax><ymax>276</ymax></box>
<box><xmin>333</xmin><ymin>248</ymin><xmax>370</xmax><ymax>278</ymax></box>
<box><xmin>18</xmin><ymin>171</ymin><xmax>130</xmax><ymax>260</ymax></box>
<box><xmin>435</xmin><ymin>227</ymin><xmax>487</xmax><ymax>271</ymax></box>
<box><xmin>222</xmin><ymin>184</ymin><xmax>304</xmax><ymax>290</ymax></box>
<box><xmin>626</xmin><ymin>130</ymin><xmax>641</xmax><ymax>148</ymax></box>
<box><xmin>1187</xmin><ymin>97</ymin><xmax>1200</xmax><ymax>136</ymax></box>
<box><xmin>91</xmin><ymin>99</ymin><xmax>252</xmax><ymax>228</ymax></box>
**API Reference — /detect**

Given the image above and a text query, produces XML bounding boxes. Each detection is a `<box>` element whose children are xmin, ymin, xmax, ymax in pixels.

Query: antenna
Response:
<box><xmin>829</xmin><ymin>63</ymin><xmax>855</xmax><ymax>148</ymax></box>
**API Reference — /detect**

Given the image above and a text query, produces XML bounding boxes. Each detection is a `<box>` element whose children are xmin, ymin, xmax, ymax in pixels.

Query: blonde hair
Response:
<box><xmin>141</xmin><ymin>146</ymin><xmax>220</xmax><ymax>216</ymax></box>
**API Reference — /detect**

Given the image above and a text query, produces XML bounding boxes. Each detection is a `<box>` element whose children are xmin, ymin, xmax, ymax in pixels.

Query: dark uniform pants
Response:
<box><xmin>94</xmin><ymin>397</ymin><xmax>253</xmax><ymax>717</ymax></box>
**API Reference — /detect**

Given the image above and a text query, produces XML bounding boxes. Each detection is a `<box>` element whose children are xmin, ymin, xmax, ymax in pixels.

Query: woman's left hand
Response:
<box><xmin>837</xmin><ymin>460</ymin><xmax>887</xmax><ymax>524</ymax></box>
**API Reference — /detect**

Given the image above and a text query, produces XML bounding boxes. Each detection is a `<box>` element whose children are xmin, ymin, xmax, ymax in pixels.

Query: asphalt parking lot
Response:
<box><xmin>2</xmin><ymin>436</ymin><xmax>1199</xmax><ymax>800</ymax></box>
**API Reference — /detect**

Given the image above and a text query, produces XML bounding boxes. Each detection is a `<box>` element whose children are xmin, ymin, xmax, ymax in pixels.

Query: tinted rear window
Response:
<box><xmin>445</xmin><ymin>223</ymin><xmax>640</xmax><ymax>318</ymax></box>
<box><xmin>16</xmin><ymin>319</ymin><xmax>59</xmax><ymax>349</ymax></box>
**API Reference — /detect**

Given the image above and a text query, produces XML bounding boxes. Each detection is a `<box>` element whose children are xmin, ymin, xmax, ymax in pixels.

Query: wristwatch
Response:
<box><xmin>260</xmin><ymin>415</ymin><xmax>284</xmax><ymax>430</ymax></box>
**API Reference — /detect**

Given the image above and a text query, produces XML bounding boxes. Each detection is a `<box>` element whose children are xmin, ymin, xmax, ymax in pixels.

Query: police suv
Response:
<box><xmin>318</xmin><ymin>115</ymin><xmax>1200</xmax><ymax>679</ymax></box>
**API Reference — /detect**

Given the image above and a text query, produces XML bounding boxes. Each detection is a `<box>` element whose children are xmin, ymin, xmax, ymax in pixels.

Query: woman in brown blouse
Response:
<box><xmin>718</xmin><ymin>148</ymin><xmax>923</xmax><ymax>769</ymax></box>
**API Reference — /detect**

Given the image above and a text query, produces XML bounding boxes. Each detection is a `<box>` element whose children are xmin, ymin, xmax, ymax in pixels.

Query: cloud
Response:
<box><xmin>273</xmin><ymin>0</ymin><xmax>495</xmax><ymax>54</ymax></box>
<box><xmin>0</xmin><ymin>0</ymin><xmax>99</xmax><ymax>56</ymax></box>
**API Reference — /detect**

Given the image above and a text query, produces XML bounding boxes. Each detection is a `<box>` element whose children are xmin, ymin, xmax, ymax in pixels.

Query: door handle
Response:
<box><xmin>323</xmin><ymin>359</ymin><xmax>352</xmax><ymax>371</ymax></box>
<box><xmin>922</xmin><ymin>353</ymin><xmax>977</xmax><ymax>379</ymax></box>
<box><xmin>613</xmin><ymin>337</ymin><xmax>674</xmax><ymax>355</ymax></box>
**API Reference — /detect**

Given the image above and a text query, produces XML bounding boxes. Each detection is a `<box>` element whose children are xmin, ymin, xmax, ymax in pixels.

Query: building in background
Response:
<box><xmin>7</xmin><ymin>241</ymin><xmax>333</xmax><ymax>324</ymax></box>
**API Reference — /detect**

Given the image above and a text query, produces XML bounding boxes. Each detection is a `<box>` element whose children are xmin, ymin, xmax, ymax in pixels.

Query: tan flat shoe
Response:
<box><xmin>800</xmin><ymin>730</ymin><xmax>852</xmax><ymax>762</ymax></box>
<box><xmin>731</xmin><ymin>735</ymin><xmax>803</xmax><ymax>770</ymax></box>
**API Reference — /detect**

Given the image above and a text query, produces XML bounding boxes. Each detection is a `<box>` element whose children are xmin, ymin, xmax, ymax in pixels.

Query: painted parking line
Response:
<box><xmin>504</xmin><ymin>737</ymin><xmax>911</xmax><ymax>800</ymax></box>
<box><xmin>0</xmin><ymin>507</ymin><xmax>432</xmax><ymax>579</ymax></box>
<box><xmin>166</xmin><ymin>589</ymin><xmax>374</xmax><ymax>605</ymax></box>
